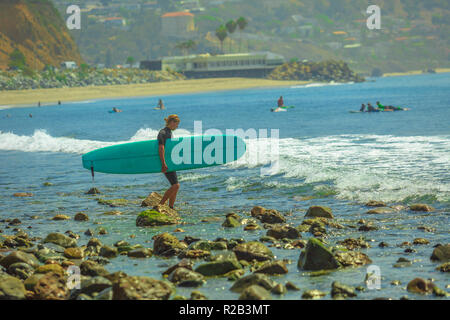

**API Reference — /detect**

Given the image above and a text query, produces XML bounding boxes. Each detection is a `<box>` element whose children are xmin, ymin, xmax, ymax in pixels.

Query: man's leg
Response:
<box><xmin>168</xmin><ymin>183</ymin><xmax>180</xmax><ymax>209</ymax></box>
<box><xmin>160</xmin><ymin>185</ymin><xmax>176</xmax><ymax>206</ymax></box>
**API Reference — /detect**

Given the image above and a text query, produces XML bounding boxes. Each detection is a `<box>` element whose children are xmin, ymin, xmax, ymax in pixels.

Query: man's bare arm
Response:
<box><xmin>158</xmin><ymin>144</ymin><xmax>168</xmax><ymax>172</ymax></box>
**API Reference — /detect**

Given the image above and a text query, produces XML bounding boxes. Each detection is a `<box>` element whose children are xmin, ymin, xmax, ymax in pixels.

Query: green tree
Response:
<box><xmin>126</xmin><ymin>56</ymin><xmax>135</xmax><ymax>65</ymax></box>
<box><xmin>8</xmin><ymin>49</ymin><xmax>26</xmax><ymax>70</ymax></box>
<box><xmin>215</xmin><ymin>25</ymin><xmax>228</xmax><ymax>53</ymax></box>
<box><xmin>225</xmin><ymin>20</ymin><xmax>237</xmax><ymax>53</ymax></box>
<box><xmin>236</xmin><ymin>17</ymin><xmax>248</xmax><ymax>52</ymax></box>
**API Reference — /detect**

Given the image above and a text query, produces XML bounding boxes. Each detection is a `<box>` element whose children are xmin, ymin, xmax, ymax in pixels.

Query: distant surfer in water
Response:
<box><xmin>277</xmin><ymin>96</ymin><xmax>284</xmax><ymax>108</ymax></box>
<box><xmin>157</xmin><ymin>99</ymin><xmax>165</xmax><ymax>110</ymax></box>
<box><xmin>360</xmin><ymin>104</ymin><xmax>366</xmax><ymax>112</ymax></box>
<box><xmin>155</xmin><ymin>114</ymin><xmax>180</xmax><ymax>211</ymax></box>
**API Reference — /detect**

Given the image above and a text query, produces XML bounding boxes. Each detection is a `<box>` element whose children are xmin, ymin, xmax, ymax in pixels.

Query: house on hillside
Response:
<box><xmin>161</xmin><ymin>12</ymin><xmax>196</xmax><ymax>38</ymax></box>
<box><xmin>103</xmin><ymin>17</ymin><xmax>126</xmax><ymax>28</ymax></box>
<box><xmin>60</xmin><ymin>61</ymin><xmax>77</xmax><ymax>69</ymax></box>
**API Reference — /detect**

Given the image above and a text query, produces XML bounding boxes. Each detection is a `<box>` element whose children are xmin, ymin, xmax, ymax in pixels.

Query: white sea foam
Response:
<box><xmin>290</xmin><ymin>81</ymin><xmax>353</xmax><ymax>89</ymax></box>
<box><xmin>1</xmin><ymin>129</ymin><xmax>448</xmax><ymax>202</ymax></box>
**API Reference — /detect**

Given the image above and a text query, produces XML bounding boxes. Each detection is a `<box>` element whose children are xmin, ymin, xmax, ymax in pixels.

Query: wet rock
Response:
<box><xmin>417</xmin><ymin>226</ymin><xmax>436</xmax><ymax>233</ymax></box>
<box><xmin>233</xmin><ymin>242</ymin><xmax>274</xmax><ymax>262</ymax></box>
<box><xmin>153</xmin><ymin>233</ymin><xmax>187</xmax><ymax>257</ymax></box>
<box><xmin>222</xmin><ymin>213</ymin><xmax>241</xmax><ymax>228</ymax></box>
<box><xmin>190</xmin><ymin>290</ymin><xmax>208</xmax><ymax>300</ymax></box>
<box><xmin>239</xmin><ymin>285</ymin><xmax>271</xmax><ymax>300</ymax></box>
<box><xmin>366</xmin><ymin>207</ymin><xmax>394</xmax><ymax>214</ymax></box>
<box><xmin>409</xmin><ymin>204</ymin><xmax>434</xmax><ymax>212</ymax></box>
<box><xmin>162</xmin><ymin>259</ymin><xmax>194</xmax><ymax>276</ymax></box>
<box><xmin>254</xmin><ymin>260</ymin><xmax>288</xmax><ymax>275</ymax></box>
<box><xmin>305</xmin><ymin>206</ymin><xmax>334</xmax><ymax>219</ymax></box>
<box><xmin>98</xmin><ymin>227</ymin><xmax>108</xmax><ymax>235</ymax></box>
<box><xmin>334</xmin><ymin>251</ymin><xmax>372</xmax><ymax>268</ymax></box>
<box><xmin>393</xmin><ymin>257</ymin><xmax>412</xmax><ymax>268</ymax></box>
<box><xmin>195</xmin><ymin>259</ymin><xmax>242</xmax><ymax>277</ymax></box>
<box><xmin>86</xmin><ymin>188</ymin><xmax>101</xmax><ymax>195</ymax></box>
<box><xmin>244</xmin><ymin>222</ymin><xmax>261</xmax><ymax>231</ymax></box>
<box><xmin>127</xmin><ymin>248</ymin><xmax>152</xmax><ymax>258</ymax></box>
<box><xmin>35</xmin><ymin>264</ymin><xmax>65</xmax><ymax>275</ymax></box>
<box><xmin>302</xmin><ymin>289</ymin><xmax>326</xmax><ymax>299</ymax></box>
<box><xmin>9</xmin><ymin>218</ymin><xmax>21</xmax><ymax>226</ymax></box>
<box><xmin>99</xmin><ymin>246</ymin><xmax>118</xmax><ymax>259</ymax></box>
<box><xmin>33</xmin><ymin>272</ymin><xmax>69</xmax><ymax>300</ymax></box>
<box><xmin>358</xmin><ymin>223</ymin><xmax>379</xmax><ymax>231</ymax></box>
<box><xmin>230</xmin><ymin>274</ymin><xmax>277</xmax><ymax>293</ymax></box>
<box><xmin>266</xmin><ymin>225</ymin><xmax>301</xmax><ymax>240</ymax></box>
<box><xmin>136</xmin><ymin>210</ymin><xmax>177</xmax><ymax>227</ymax></box>
<box><xmin>413</xmin><ymin>238</ymin><xmax>430</xmax><ymax>245</ymax></box>
<box><xmin>331</xmin><ymin>281</ymin><xmax>357</xmax><ymax>299</ymax></box>
<box><xmin>211</xmin><ymin>241</ymin><xmax>228</xmax><ymax>250</ymax></box>
<box><xmin>436</xmin><ymin>262</ymin><xmax>450</xmax><ymax>272</ymax></box>
<box><xmin>43</xmin><ymin>233</ymin><xmax>77</xmax><ymax>248</ymax></box>
<box><xmin>285</xmin><ymin>281</ymin><xmax>300</xmax><ymax>291</ymax></box>
<box><xmin>23</xmin><ymin>273</ymin><xmax>45</xmax><ymax>291</ymax></box>
<box><xmin>94</xmin><ymin>287</ymin><xmax>113</xmax><ymax>300</ymax></box>
<box><xmin>406</xmin><ymin>278</ymin><xmax>435</xmax><ymax>294</ymax></box>
<box><xmin>65</xmin><ymin>230</ymin><xmax>80</xmax><ymax>240</ymax></box>
<box><xmin>13</xmin><ymin>192</ymin><xmax>33</xmax><ymax>197</ymax></box>
<box><xmin>378</xmin><ymin>242</ymin><xmax>389</xmax><ymax>248</ymax></box>
<box><xmin>140</xmin><ymin>192</ymin><xmax>179</xmax><ymax>219</ymax></box>
<box><xmin>0</xmin><ymin>251</ymin><xmax>40</xmax><ymax>269</ymax></box>
<box><xmin>74</xmin><ymin>212</ymin><xmax>89</xmax><ymax>221</ymax></box>
<box><xmin>80</xmin><ymin>276</ymin><xmax>112</xmax><ymax>295</ymax></box>
<box><xmin>365</xmin><ymin>200</ymin><xmax>387</xmax><ymax>207</ymax></box>
<box><xmin>169</xmin><ymin>267</ymin><xmax>205</xmax><ymax>287</ymax></box>
<box><xmin>7</xmin><ymin>262</ymin><xmax>34</xmax><ymax>280</ymax></box>
<box><xmin>84</xmin><ymin>229</ymin><xmax>95</xmax><ymax>236</ymax></box>
<box><xmin>178</xmin><ymin>249</ymin><xmax>211</xmax><ymax>260</ymax></box>
<box><xmin>0</xmin><ymin>273</ymin><xmax>27</xmax><ymax>300</ymax></box>
<box><xmin>51</xmin><ymin>214</ymin><xmax>70</xmax><ymax>221</ymax></box>
<box><xmin>297</xmin><ymin>238</ymin><xmax>340</xmax><ymax>271</ymax></box>
<box><xmin>189</xmin><ymin>240</ymin><xmax>213</xmax><ymax>251</ymax></box>
<box><xmin>80</xmin><ymin>260</ymin><xmax>109</xmax><ymax>277</ymax></box>
<box><xmin>112</xmin><ymin>276</ymin><xmax>174</xmax><ymax>300</ymax></box>
<box><xmin>97</xmin><ymin>198</ymin><xmax>130</xmax><ymax>207</ymax></box>
<box><xmin>251</xmin><ymin>206</ymin><xmax>286</xmax><ymax>224</ymax></box>
<box><xmin>337</xmin><ymin>238</ymin><xmax>370</xmax><ymax>250</ymax></box>
<box><xmin>64</xmin><ymin>247</ymin><xmax>84</xmax><ymax>259</ymax></box>
<box><xmin>430</xmin><ymin>244</ymin><xmax>450</xmax><ymax>262</ymax></box>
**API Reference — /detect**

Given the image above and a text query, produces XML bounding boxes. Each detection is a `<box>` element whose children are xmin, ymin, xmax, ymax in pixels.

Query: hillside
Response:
<box><xmin>0</xmin><ymin>0</ymin><xmax>83</xmax><ymax>71</ymax></box>
<box><xmin>47</xmin><ymin>0</ymin><xmax>448</xmax><ymax>75</ymax></box>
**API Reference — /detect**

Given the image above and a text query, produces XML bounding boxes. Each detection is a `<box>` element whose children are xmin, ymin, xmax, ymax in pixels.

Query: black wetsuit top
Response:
<box><xmin>157</xmin><ymin>127</ymin><xmax>178</xmax><ymax>185</ymax></box>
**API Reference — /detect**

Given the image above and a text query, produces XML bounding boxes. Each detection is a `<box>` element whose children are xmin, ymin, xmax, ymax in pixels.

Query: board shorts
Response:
<box><xmin>164</xmin><ymin>171</ymin><xmax>178</xmax><ymax>185</ymax></box>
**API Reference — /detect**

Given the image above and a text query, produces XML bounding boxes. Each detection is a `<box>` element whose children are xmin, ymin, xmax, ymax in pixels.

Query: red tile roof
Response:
<box><xmin>162</xmin><ymin>12</ymin><xmax>194</xmax><ymax>18</ymax></box>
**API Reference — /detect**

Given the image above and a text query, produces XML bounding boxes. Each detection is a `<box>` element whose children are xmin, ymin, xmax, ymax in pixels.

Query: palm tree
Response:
<box><xmin>215</xmin><ymin>25</ymin><xmax>228</xmax><ymax>53</ymax></box>
<box><xmin>225</xmin><ymin>20</ymin><xmax>237</xmax><ymax>53</ymax></box>
<box><xmin>236</xmin><ymin>17</ymin><xmax>248</xmax><ymax>52</ymax></box>
<box><xmin>175</xmin><ymin>40</ymin><xmax>197</xmax><ymax>56</ymax></box>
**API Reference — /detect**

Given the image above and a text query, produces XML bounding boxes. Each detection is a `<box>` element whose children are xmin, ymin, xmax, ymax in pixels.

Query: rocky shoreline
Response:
<box><xmin>0</xmin><ymin>68</ymin><xmax>186</xmax><ymax>91</ymax></box>
<box><xmin>0</xmin><ymin>190</ymin><xmax>448</xmax><ymax>300</ymax></box>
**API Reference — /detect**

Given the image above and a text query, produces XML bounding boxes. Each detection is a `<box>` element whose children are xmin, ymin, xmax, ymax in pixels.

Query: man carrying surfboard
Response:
<box><xmin>154</xmin><ymin>114</ymin><xmax>181</xmax><ymax>211</ymax></box>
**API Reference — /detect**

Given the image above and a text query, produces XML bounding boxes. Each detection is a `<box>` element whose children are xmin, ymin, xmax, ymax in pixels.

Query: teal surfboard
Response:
<box><xmin>82</xmin><ymin>135</ymin><xmax>246</xmax><ymax>174</ymax></box>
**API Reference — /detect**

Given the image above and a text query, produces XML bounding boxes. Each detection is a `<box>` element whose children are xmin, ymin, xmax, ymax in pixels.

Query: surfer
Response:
<box><xmin>155</xmin><ymin>114</ymin><xmax>180</xmax><ymax>211</ymax></box>
<box><xmin>277</xmin><ymin>96</ymin><xmax>284</xmax><ymax>108</ymax></box>
<box><xmin>157</xmin><ymin>99</ymin><xmax>165</xmax><ymax>110</ymax></box>
<box><xmin>360</xmin><ymin>104</ymin><xmax>366</xmax><ymax>112</ymax></box>
<box><xmin>112</xmin><ymin>107</ymin><xmax>122</xmax><ymax>113</ymax></box>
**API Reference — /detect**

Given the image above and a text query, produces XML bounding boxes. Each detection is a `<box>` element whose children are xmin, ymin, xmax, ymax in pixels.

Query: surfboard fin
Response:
<box><xmin>90</xmin><ymin>162</ymin><xmax>95</xmax><ymax>182</ymax></box>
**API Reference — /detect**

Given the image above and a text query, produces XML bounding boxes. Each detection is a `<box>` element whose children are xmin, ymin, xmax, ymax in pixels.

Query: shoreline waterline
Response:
<box><xmin>0</xmin><ymin>78</ymin><xmax>311</xmax><ymax>109</ymax></box>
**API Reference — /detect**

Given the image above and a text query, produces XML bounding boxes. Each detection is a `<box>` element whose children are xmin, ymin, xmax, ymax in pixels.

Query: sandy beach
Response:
<box><xmin>0</xmin><ymin>78</ymin><xmax>310</xmax><ymax>109</ymax></box>
<box><xmin>382</xmin><ymin>68</ymin><xmax>450</xmax><ymax>77</ymax></box>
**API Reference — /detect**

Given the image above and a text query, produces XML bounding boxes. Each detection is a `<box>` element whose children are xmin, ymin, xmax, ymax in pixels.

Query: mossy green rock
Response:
<box><xmin>195</xmin><ymin>259</ymin><xmax>242</xmax><ymax>277</ymax></box>
<box><xmin>43</xmin><ymin>232</ymin><xmax>77</xmax><ymax>248</ymax></box>
<box><xmin>233</xmin><ymin>242</ymin><xmax>274</xmax><ymax>262</ymax></box>
<box><xmin>298</xmin><ymin>238</ymin><xmax>341</xmax><ymax>271</ymax></box>
<box><xmin>222</xmin><ymin>216</ymin><xmax>240</xmax><ymax>228</ymax></box>
<box><xmin>305</xmin><ymin>206</ymin><xmax>334</xmax><ymax>219</ymax></box>
<box><xmin>136</xmin><ymin>210</ymin><xmax>177</xmax><ymax>227</ymax></box>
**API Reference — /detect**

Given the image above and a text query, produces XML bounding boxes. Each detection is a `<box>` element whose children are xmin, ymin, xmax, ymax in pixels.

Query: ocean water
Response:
<box><xmin>0</xmin><ymin>73</ymin><xmax>449</xmax><ymax>300</ymax></box>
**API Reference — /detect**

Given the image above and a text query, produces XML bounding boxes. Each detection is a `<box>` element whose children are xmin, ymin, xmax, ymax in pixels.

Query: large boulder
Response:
<box><xmin>297</xmin><ymin>238</ymin><xmax>341</xmax><ymax>271</ymax></box>
<box><xmin>33</xmin><ymin>272</ymin><xmax>69</xmax><ymax>300</ymax></box>
<box><xmin>305</xmin><ymin>206</ymin><xmax>334</xmax><ymax>219</ymax></box>
<box><xmin>230</xmin><ymin>273</ymin><xmax>277</xmax><ymax>293</ymax></box>
<box><xmin>254</xmin><ymin>260</ymin><xmax>288</xmax><ymax>275</ymax></box>
<box><xmin>233</xmin><ymin>242</ymin><xmax>274</xmax><ymax>262</ymax></box>
<box><xmin>112</xmin><ymin>276</ymin><xmax>174</xmax><ymax>300</ymax></box>
<box><xmin>239</xmin><ymin>285</ymin><xmax>271</xmax><ymax>300</ymax></box>
<box><xmin>195</xmin><ymin>259</ymin><xmax>242</xmax><ymax>277</ymax></box>
<box><xmin>0</xmin><ymin>251</ymin><xmax>40</xmax><ymax>269</ymax></box>
<box><xmin>43</xmin><ymin>233</ymin><xmax>77</xmax><ymax>248</ymax></box>
<box><xmin>168</xmin><ymin>268</ymin><xmax>205</xmax><ymax>287</ymax></box>
<box><xmin>153</xmin><ymin>233</ymin><xmax>187</xmax><ymax>257</ymax></box>
<box><xmin>80</xmin><ymin>260</ymin><xmax>109</xmax><ymax>277</ymax></box>
<box><xmin>266</xmin><ymin>225</ymin><xmax>301</xmax><ymax>239</ymax></box>
<box><xmin>136</xmin><ymin>210</ymin><xmax>178</xmax><ymax>227</ymax></box>
<box><xmin>140</xmin><ymin>192</ymin><xmax>179</xmax><ymax>219</ymax></box>
<box><xmin>409</xmin><ymin>204</ymin><xmax>435</xmax><ymax>212</ymax></box>
<box><xmin>406</xmin><ymin>278</ymin><xmax>435</xmax><ymax>294</ymax></box>
<box><xmin>0</xmin><ymin>274</ymin><xmax>27</xmax><ymax>300</ymax></box>
<box><xmin>331</xmin><ymin>281</ymin><xmax>357</xmax><ymax>299</ymax></box>
<box><xmin>334</xmin><ymin>251</ymin><xmax>372</xmax><ymax>268</ymax></box>
<box><xmin>250</xmin><ymin>206</ymin><xmax>286</xmax><ymax>224</ymax></box>
<box><xmin>430</xmin><ymin>244</ymin><xmax>450</xmax><ymax>262</ymax></box>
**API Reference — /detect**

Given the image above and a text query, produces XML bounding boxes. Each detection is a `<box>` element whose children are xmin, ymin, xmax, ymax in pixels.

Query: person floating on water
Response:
<box><xmin>367</xmin><ymin>103</ymin><xmax>379</xmax><ymax>112</ymax></box>
<box><xmin>278</xmin><ymin>96</ymin><xmax>284</xmax><ymax>108</ymax></box>
<box><xmin>376</xmin><ymin>101</ymin><xmax>404</xmax><ymax>111</ymax></box>
<box><xmin>360</xmin><ymin>104</ymin><xmax>366</xmax><ymax>112</ymax></box>
<box><xmin>154</xmin><ymin>114</ymin><xmax>180</xmax><ymax>211</ymax></box>
<box><xmin>112</xmin><ymin>107</ymin><xmax>122</xmax><ymax>113</ymax></box>
<box><xmin>157</xmin><ymin>99</ymin><xmax>165</xmax><ymax>110</ymax></box>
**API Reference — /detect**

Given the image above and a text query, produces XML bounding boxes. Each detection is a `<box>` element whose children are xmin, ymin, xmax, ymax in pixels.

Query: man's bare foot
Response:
<box><xmin>152</xmin><ymin>205</ymin><xmax>162</xmax><ymax>212</ymax></box>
